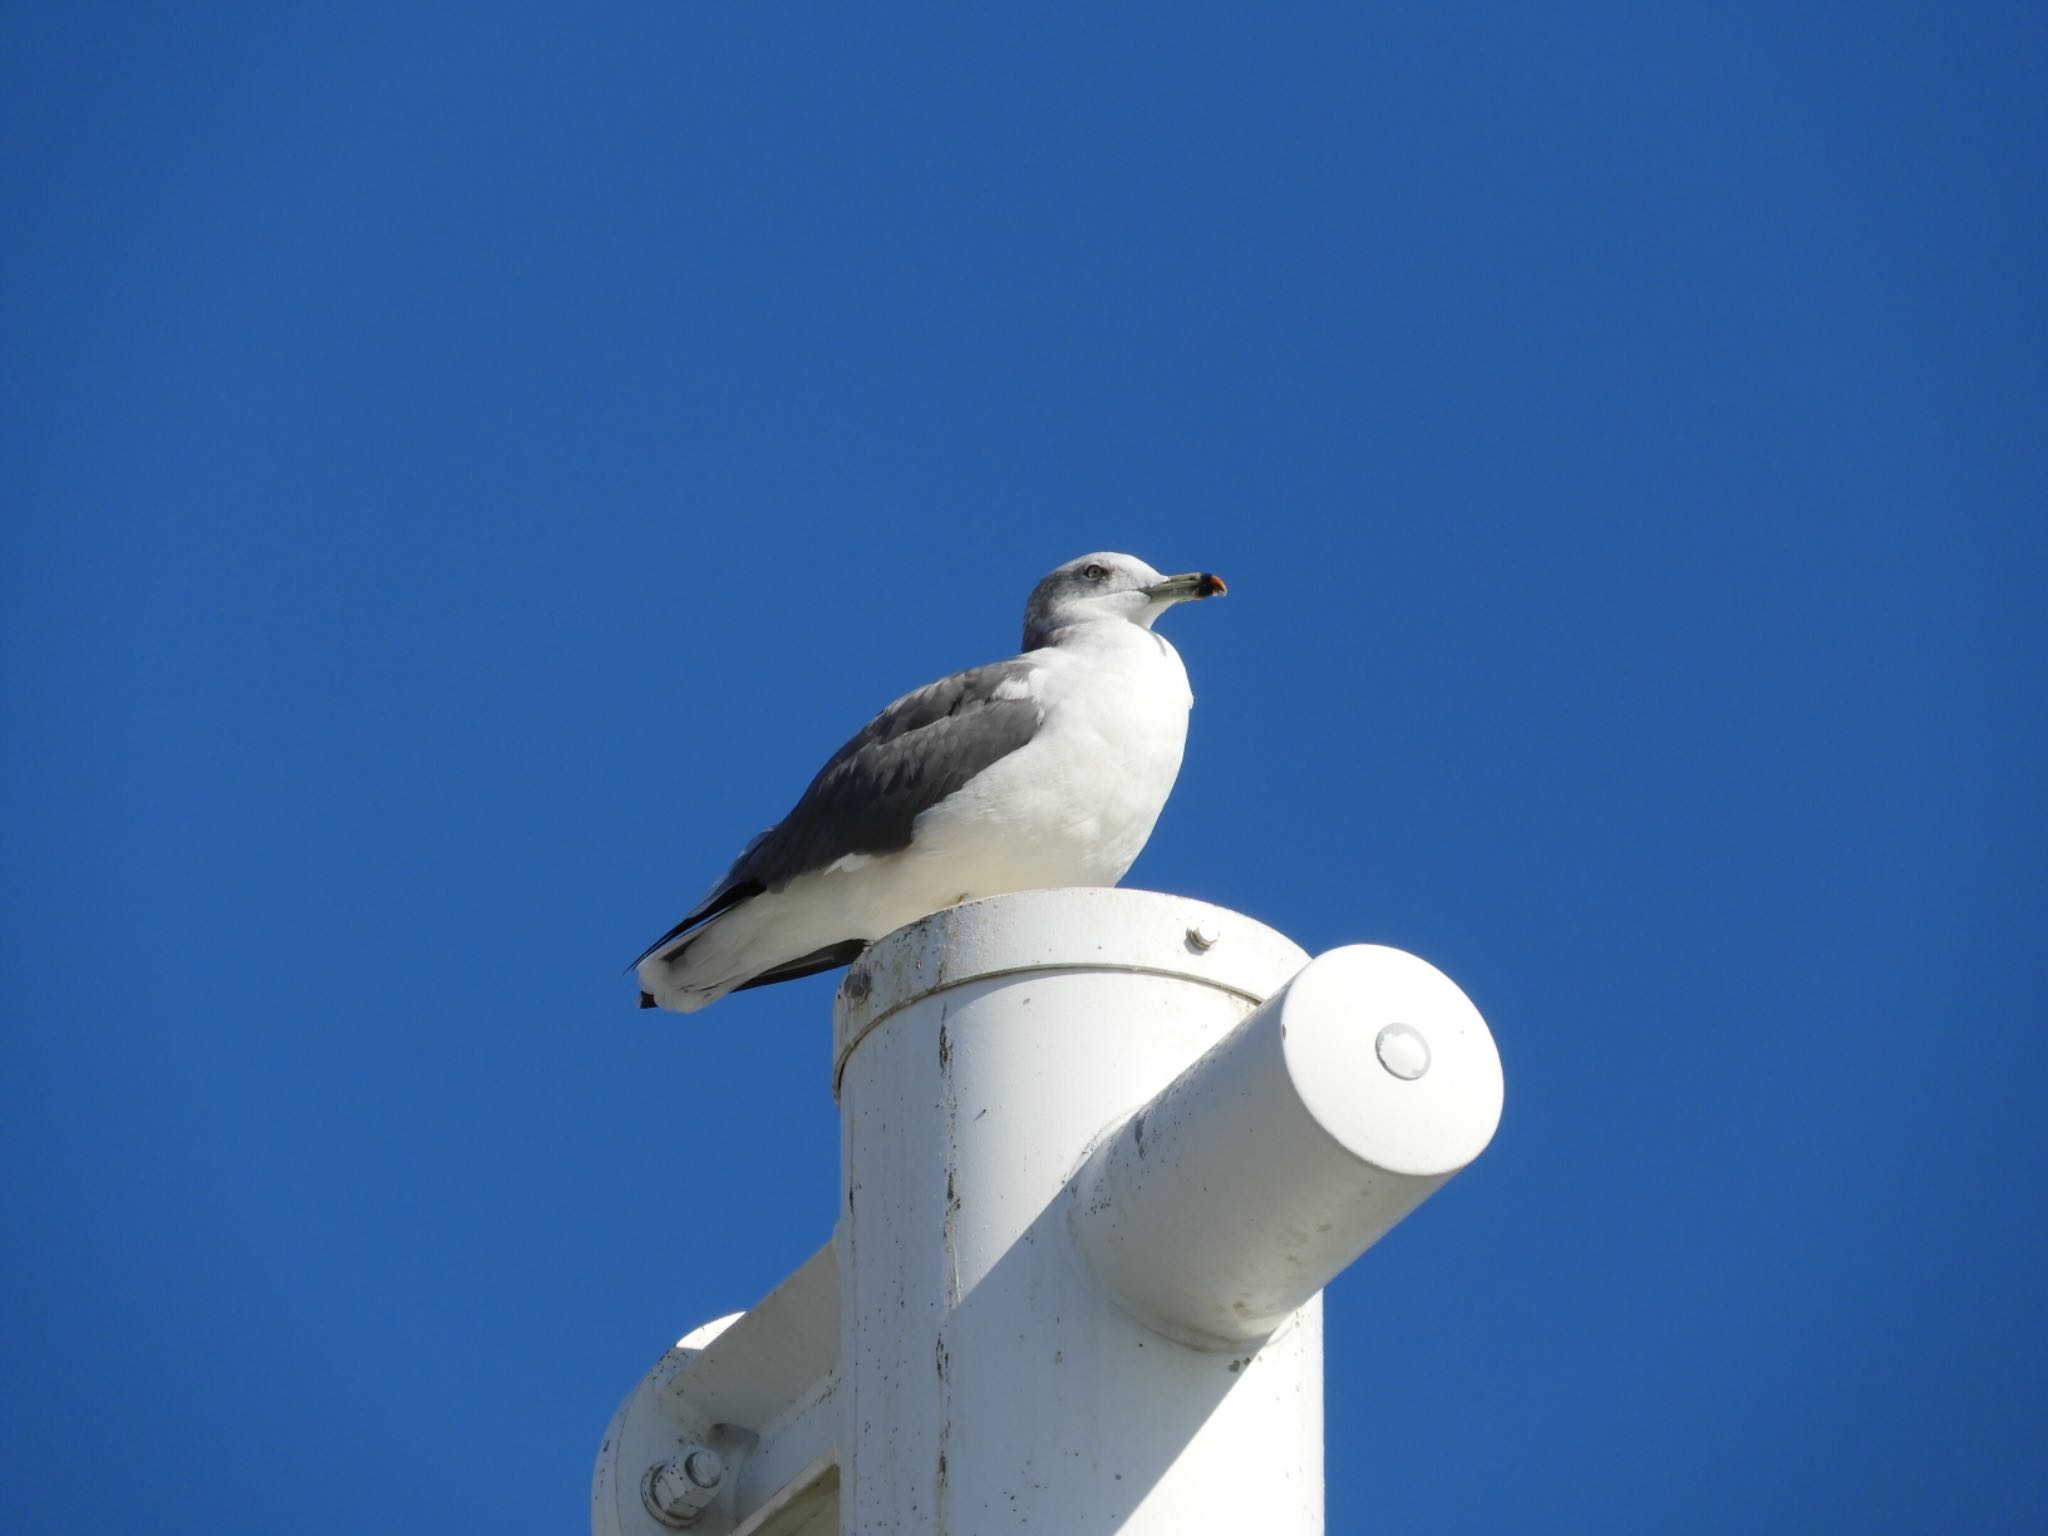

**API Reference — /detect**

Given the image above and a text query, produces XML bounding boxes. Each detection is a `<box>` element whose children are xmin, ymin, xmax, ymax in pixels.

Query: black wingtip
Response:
<box><xmin>728</xmin><ymin>938</ymin><xmax>869</xmax><ymax>994</ymax></box>
<box><xmin>628</xmin><ymin>878</ymin><xmax>767</xmax><ymax>972</ymax></box>
<box><xmin>637</xmin><ymin>991</ymin><xmax>657</xmax><ymax>1010</ymax></box>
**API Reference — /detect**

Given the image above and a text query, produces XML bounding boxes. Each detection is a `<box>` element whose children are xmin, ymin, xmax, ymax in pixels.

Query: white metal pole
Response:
<box><xmin>833</xmin><ymin>888</ymin><xmax>1330</xmax><ymax>1534</ymax></box>
<box><xmin>597</xmin><ymin>887</ymin><xmax>1504</xmax><ymax>1536</ymax></box>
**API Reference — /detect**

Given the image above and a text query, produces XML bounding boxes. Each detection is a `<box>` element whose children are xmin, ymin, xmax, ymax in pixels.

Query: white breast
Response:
<box><xmin>909</xmin><ymin>622</ymin><xmax>1194</xmax><ymax>892</ymax></box>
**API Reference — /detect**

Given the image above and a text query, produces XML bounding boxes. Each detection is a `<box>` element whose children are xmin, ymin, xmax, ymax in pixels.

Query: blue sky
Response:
<box><xmin>4</xmin><ymin>5</ymin><xmax>2043</xmax><ymax>1532</ymax></box>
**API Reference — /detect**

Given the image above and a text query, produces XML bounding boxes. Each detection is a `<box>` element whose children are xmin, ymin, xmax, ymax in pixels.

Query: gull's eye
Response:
<box><xmin>1082</xmin><ymin>563</ymin><xmax>1110</xmax><ymax>582</ymax></box>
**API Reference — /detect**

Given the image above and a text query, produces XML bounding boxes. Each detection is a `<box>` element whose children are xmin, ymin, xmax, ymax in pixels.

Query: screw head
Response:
<box><xmin>1187</xmin><ymin>919</ymin><xmax>1223</xmax><ymax>952</ymax></box>
<box><xmin>1374</xmin><ymin>1021</ymin><xmax>1431</xmax><ymax>1081</ymax></box>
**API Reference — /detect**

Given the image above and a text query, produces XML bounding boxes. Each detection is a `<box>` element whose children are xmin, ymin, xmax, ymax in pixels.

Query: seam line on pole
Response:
<box><xmin>832</xmin><ymin>962</ymin><xmax>1274</xmax><ymax>1098</ymax></box>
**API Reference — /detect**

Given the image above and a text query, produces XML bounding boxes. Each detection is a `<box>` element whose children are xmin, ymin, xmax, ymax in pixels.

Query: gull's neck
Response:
<box><xmin>1035</xmin><ymin>617</ymin><xmax>1177</xmax><ymax>665</ymax></box>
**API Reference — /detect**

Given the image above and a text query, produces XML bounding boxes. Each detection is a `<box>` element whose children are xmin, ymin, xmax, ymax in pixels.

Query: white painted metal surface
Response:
<box><xmin>834</xmin><ymin>889</ymin><xmax>1319</xmax><ymax>1534</ymax></box>
<box><xmin>594</xmin><ymin>1249</ymin><xmax>840</xmax><ymax>1536</ymax></box>
<box><xmin>597</xmin><ymin>887</ymin><xmax>1505</xmax><ymax>1536</ymax></box>
<box><xmin>1072</xmin><ymin>943</ymin><xmax>1504</xmax><ymax>1345</ymax></box>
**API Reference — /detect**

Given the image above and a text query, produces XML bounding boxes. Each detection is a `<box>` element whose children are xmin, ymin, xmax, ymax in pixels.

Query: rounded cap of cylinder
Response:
<box><xmin>1282</xmin><ymin>944</ymin><xmax>1503</xmax><ymax>1177</ymax></box>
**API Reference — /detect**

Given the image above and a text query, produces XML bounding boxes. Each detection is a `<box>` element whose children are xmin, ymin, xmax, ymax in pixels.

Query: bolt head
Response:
<box><xmin>643</xmin><ymin>1444</ymin><xmax>723</xmax><ymax>1527</ymax></box>
<box><xmin>1374</xmin><ymin>1021</ymin><xmax>1432</xmax><ymax>1081</ymax></box>
<box><xmin>1187</xmin><ymin>919</ymin><xmax>1223</xmax><ymax>952</ymax></box>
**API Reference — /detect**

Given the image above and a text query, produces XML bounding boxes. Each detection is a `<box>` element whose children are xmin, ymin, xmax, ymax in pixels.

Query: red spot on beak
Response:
<box><xmin>1197</xmin><ymin>573</ymin><xmax>1227</xmax><ymax>597</ymax></box>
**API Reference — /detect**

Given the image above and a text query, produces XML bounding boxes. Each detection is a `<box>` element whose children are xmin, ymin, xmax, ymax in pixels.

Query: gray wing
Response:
<box><xmin>630</xmin><ymin>659</ymin><xmax>1042</xmax><ymax>968</ymax></box>
<box><xmin>738</xmin><ymin>658</ymin><xmax>1044</xmax><ymax>888</ymax></box>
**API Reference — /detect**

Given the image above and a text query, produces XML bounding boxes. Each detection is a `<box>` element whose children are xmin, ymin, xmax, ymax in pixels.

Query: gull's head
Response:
<box><xmin>1021</xmin><ymin>551</ymin><xmax>1227</xmax><ymax>649</ymax></box>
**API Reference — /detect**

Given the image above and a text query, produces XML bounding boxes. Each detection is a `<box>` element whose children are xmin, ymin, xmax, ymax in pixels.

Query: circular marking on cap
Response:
<box><xmin>1374</xmin><ymin>1021</ymin><xmax>1432</xmax><ymax>1081</ymax></box>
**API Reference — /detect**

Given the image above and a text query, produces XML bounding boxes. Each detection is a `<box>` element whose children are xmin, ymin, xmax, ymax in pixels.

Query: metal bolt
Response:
<box><xmin>643</xmin><ymin>1445</ymin><xmax>723</xmax><ymax>1528</ymax></box>
<box><xmin>1374</xmin><ymin>1022</ymin><xmax>1431</xmax><ymax>1081</ymax></box>
<box><xmin>1186</xmin><ymin>919</ymin><xmax>1223</xmax><ymax>952</ymax></box>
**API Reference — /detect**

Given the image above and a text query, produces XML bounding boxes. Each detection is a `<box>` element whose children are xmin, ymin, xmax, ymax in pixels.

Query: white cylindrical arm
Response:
<box><xmin>1073</xmin><ymin>943</ymin><xmax>1504</xmax><ymax>1346</ymax></box>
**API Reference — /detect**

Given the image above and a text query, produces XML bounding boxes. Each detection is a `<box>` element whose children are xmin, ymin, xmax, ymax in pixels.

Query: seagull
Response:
<box><xmin>633</xmin><ymin>552</ymin><xmax>1227</xmax><ymax>1012</ymax></box>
